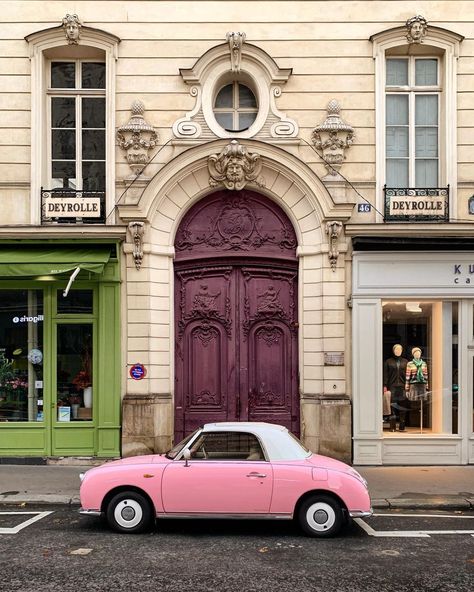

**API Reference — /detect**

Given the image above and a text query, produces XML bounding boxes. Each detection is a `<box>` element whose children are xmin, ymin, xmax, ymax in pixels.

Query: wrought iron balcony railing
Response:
<box><xmin>41</xmin><ymin>188</ymin><xmax>106</xmax><ymax>224</ymax></box>
<box><xmin>384</xmin><ymin>186</ymin><xmax>449</xmax><ymax>222</ymax></box>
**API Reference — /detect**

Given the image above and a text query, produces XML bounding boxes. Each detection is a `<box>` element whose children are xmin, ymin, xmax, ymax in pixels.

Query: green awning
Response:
<box><xmin>0</xmin><ymin>247</ymin><xmax>111</xmax><ymax>277</ymax></box>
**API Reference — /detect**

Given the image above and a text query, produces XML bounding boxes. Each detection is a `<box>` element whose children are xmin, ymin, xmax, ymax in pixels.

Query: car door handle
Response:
<box><xmin>246</xmin><ymin>472</ymin><xmax>267</xmax><ymax>478</ymax></box>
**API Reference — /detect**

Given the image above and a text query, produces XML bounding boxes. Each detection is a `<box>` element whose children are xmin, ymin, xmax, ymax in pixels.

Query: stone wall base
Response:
<box><xmin>301</xmin><ymin>395</ymin><xmax>352</xmax><ymax>464</ymax></box>
<box><xmin>122</xmin><ymin>393</ymin><xmax>173</xmax><ymax>457</ymax></box>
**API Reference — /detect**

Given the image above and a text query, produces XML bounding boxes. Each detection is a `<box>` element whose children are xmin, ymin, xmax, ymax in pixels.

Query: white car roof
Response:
<box><xmin>201</xmin><ymin>422</ymin><xmax>310</xmax><ymax>461</ymax></box>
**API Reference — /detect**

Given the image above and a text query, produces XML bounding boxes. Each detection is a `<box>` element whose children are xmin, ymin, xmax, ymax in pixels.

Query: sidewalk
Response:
<box><xmin>0</xmin><ymin>462</ymin><xmax>473</xmax><ymax>510</ymax></box>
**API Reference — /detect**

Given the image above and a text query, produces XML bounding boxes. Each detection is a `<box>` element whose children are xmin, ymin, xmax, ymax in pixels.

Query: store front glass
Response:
<box><xmin>382</xmin><ymin>300</ymin><xmax>458</xmax><ymax>436</ymax></box>
<box><xmin>0</xmin><ymin>290</ymin><xmax>44</xmax><ymax>422</ymax></box>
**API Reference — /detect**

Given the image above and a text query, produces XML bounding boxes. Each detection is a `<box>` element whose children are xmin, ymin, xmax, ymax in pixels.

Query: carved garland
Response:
<box><xmin>325</xmin><ymin>221</ymin><xmax>343</xmax><ymax>271</ymax></box>
<box><xmin>128</xmin><ymin>221</ymin><xmax>145</xmax><ymax>270</ymax></box>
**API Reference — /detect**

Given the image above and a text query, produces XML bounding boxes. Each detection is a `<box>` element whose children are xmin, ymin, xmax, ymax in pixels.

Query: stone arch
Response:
<box><xmin>120</xmin><ymin>140</ymin><xmax>350</xmax><ymax>456</ymax></box>
<box><xmin>119</xmin><ymin>139</ymin><xmax>352</xmax><ymax>248</ymax></box>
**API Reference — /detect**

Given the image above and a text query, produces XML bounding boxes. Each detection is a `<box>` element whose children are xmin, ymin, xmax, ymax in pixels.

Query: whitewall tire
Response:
<box><xmin>106</xmin><ymin>491</ymin><xmax>153</xmax><ymax>534</ymax></box>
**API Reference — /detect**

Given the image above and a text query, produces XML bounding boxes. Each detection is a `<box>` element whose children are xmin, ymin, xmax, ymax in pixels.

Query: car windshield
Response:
<box><xmin>165</xmin><ymin>429</ymin><xmax>199</xmax><ymax>459</ymax></box>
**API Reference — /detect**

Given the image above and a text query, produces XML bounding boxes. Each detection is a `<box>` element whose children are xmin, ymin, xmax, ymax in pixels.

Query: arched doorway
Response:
<box><xmin>174</xmin><ymin>189</ymin><xmax>299</xmax><ymax>440</ymax></box>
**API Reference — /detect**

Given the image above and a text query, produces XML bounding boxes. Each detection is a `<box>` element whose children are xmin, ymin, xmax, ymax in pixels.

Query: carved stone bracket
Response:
<box><xmin>226</xmin><ymin>31</ymin><xmax>246</xmax><ymax>72</ymax></box>
<box><xmin>128</xmin><ymin>221</ymin><xmax>145</xmax><ymax>270</ymax></box>
<box><xmin>208</xmin><ymin>140</ymin><xmax>265</xmax><ymax>190</ymax></box>
<box><xmin>406</xmin><ymin>15</ymin><xmax>428</xmax><ymax>44</ymax></box>
<box><xmin>325</xmin><ymin>221</ymin><xmax>343</xmax><ymax>271</ymax></box>
<box><xmin>117</xmin><ymin>101</ymin><xmax>158</xmax><ymax>179</ymax></box>
<box><xmin>312</xmin><ymin>100</ymin><xmax>354</xmax><ymax>179</ymax></box>
<box><xmin>62</xmin><ymin>14</ymin><xmax>82</xmax><ymax>45</ymax></box>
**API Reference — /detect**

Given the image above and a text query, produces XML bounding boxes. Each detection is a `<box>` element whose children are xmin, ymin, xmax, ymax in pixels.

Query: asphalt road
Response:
<box><xmin>0</xmin><ymin>505</ymin><xmax>473</xmax><ymax>592</ymax></box>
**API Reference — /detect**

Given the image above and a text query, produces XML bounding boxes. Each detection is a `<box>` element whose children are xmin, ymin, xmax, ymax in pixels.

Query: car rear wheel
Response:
<box><xmin>106</xmin><ymin>491</ymin><xmax>153</xmax><ymax>534</ymax></box>
<box><xmin>298</xmin><ymin>494</ymin><xmax>343</xmax><ymax>538</ymax></box>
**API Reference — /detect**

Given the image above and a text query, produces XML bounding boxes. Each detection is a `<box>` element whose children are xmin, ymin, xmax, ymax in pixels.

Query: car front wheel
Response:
<box><xmin>106</xmin><ymin>491</ymin><xmax>153</xmax><ymax>534</ymax></box>
<box><xmin>298</xmin><ymin>494</ymin><xmax>343</xmax><ymax>537</ymax></box>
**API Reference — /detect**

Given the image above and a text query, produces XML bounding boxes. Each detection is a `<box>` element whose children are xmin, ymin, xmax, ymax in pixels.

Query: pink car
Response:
<box><xmin>80</xmin><ymin>422</ymin><xmax>372</xmax><ymax>537</ymax></box>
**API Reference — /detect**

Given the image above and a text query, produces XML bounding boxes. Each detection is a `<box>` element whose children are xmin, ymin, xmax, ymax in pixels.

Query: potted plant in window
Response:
<box><xmin>72</xmin><ymin>369</ymin><xmax>92</xmax><ymax>408</ymax></box>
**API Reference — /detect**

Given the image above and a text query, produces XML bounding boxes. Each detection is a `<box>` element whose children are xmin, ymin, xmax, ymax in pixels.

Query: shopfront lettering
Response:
<box><xmin>12</xmin><ymin>315</ymin><xmax>44</xmax><ymax>324</ymax></box>
<box><xmin>453</xmin><ymin>264</ymin><xmax>474</xmax><ymax>284</ymax></box>
<box><xmin>391</xmin><ymin>200</ymin><xmax>444</xmax><ymax>212</ymax></box>
<box><xmin>43</xmin><ymin>197</ymin><xmax>101</xmax><ymax>218</ymax></box>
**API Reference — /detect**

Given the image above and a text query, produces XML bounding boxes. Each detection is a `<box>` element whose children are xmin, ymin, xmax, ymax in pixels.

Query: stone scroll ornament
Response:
<box><xmin>325</xmin><ymin>221</ymin><xmax>343</xmax><ymax>271</ymax></box>
<box><xmin>62</xmin><ymin>14</ymin><xmax>82</xmax><ymax>45</ymax></box>
<box><xmin>208</xmin><ymin>140</ymin><xmax>265</xmax><ymax>190</ymax></box>
<box><xmin>406</xmin><ymin>15</ymin><xmax>428</xmax><ymax>44</ymax></box>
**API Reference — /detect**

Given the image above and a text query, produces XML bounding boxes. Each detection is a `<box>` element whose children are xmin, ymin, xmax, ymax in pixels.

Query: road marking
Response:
<box><xmin>0</xmin><ymin>511</ymin><xmax>53</xmax><ymax>534</ymax></box>
<box><xmin>355</xmin><ymin>513</ymin><xmax>474</xmax><ymax>538</ymax></box>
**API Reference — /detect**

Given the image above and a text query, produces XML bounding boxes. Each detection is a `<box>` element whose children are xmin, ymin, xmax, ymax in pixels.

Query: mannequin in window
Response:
<box><xmin>383</xmin><ymin>343</ymin><xmax>409</xmax><ymax>432</ymax></box>
<box><xmin>405</xmin><ymin>347</ymin><xmax>429</xmax><ymax>402</ymax></box>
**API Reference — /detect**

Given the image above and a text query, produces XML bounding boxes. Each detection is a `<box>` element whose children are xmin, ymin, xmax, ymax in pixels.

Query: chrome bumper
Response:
<box><xmin>349</xmin><ymin>509</ymin><xmax>373</xmax><ymax>518</ymax></box>
<box><xmin>79</xmin><ymin>508</ymin><xmax>102</xmax><ymax>517</ymax></box>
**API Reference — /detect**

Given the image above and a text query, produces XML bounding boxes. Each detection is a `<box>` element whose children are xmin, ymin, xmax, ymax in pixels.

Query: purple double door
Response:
<box><xmin>174</xmin><ymin>190</ymin><xmax>299</xmax><ymax>440</ymax></box>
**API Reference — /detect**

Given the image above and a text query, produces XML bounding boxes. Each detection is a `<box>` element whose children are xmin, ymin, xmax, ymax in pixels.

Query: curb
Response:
<box><xmin>0</xmin><ymin>495</ymin><xmax>80</xmax><ymax>506</ymax></box>
<box><xmin>372</xmin><ymin>497</ymin><xmax>474</xmax><ymax>510</ymax></box>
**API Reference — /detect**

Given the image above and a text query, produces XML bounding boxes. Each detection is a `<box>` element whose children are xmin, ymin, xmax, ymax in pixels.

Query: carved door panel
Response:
<box><xmin>175</xmin><ymin>264</ymin><xmax>299</xmax><ymax>440</ymax></box>
<box><xmin>240</xmin><ymin>268</ymin><xmax>299</xmax><ymax>434</ymax></box>
<box><xmin>175</xmin><ymin>266</ymin><xmax>236</xmax><ymax>441</ymax></box>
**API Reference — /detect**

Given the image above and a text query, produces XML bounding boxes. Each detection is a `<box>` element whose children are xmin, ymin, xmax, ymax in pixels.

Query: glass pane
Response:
<box><xmin>57</xmin><ymin>323</ymin><xmax>93</xmax><ymax>422</ymax></box>
<box><xmin>386</xmin><ymin>95</ymin><xmax>408</xmax><ymax>125</ymax></box>
<box><xmin>382</xmin><ymin>301</ymin><xmax>456</xmax><ymax>436</ymax></box>
<box><xmin>386</xmin><ymin>126</ymin><xmax>409</xmax><ymax>157</ymax></box>
<box><xmin>238</xmin><ymin>84</ymin><xmax>257</xmax><ymax>108</ymax></box>
<box><xmin>52</xmin><ymin>161</ymin><xmax>76</xmax><ymax>189</ymax></box>
<box><xmin>0</xmin><ymin>290</ymin><xmax>44</xmax><ymax>423</ymax></box>
<box><xmin>386</xmin><ymin>59</ymin><xmax>408</xmax><ymax>86</ymax></box>
<box><xmin>238</xmin><ymin>112</ymin><xmax>257</xmax><ymax>130</ymax></box>
<box><xmin>81</xmin><ymin>63</ymin><xmax>106</xmax><ymax>89</ymax></box>
<box><xmin>57</xmin><ymin>290</ymin><xmax>93</xmax><ymax>314</ymax></box>
<box><xmin>386</xmin><ymin>159</ymin><xmax>409</xmax><ymax>187</ymax></box>
<box><xmin>415</xmin><ymin>59</ymin><xmax>438</xmax><ymax>86</ymax></box>
<box><xmin>415</xmin><ymin>159</ymin><xmax>438</xmax><ymax>187</ymax></box>
<box><xmin>415</xmin><ymin>95</ymin><xmax>438</xmax><ymax>125</ymax></box>
<box><xmin>51</xmin><ymin>62</ymin><xmax>75</xmax><ymax>88</ymax></box>
<box><xmin>215</xmin><ymin>84</ymin><xmax>233</xmax><ymax>108</ymax></box>
<box><xmin>82</xmin><ymin>130</ymin><xmax>105</xmax><ymax>160</ymax></box>
<box><xmin>82</xmin><ymin>161</ymin><xmax>105</xmax><ymax>191</ymax></box>
<box><xmin>415</xmin><ymin>127</ymin><xmax>438</xmax><ymax>157</ymax></box>
<box><xmin>51</xmin><ymin>98</ymin><xmax>75</xmax><ymax>128</ymax></box>
<box><xmin>52</xmin><ymin>129</ymin><xmax>76</xmax><ymax>159</ymax></box>
<box><xmin>82</xmin><ymin>98</ymin><xmax>105</xmax><ymax>128</ymax></box>
<box><xmin>190</xmin><ymin>432</ymin><xmax>264</xmax><ymax>460</ymax></box>
<box><xmin>214</xmin><ymin>112</ymin><xmax>233</xmax><ymax>129</ymax></box>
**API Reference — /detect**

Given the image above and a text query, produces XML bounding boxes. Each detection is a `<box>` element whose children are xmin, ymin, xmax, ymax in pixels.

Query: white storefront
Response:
<box><xmin>352</xmin><ymin>250</ymin><xmax>474</xmax><ymax>465</ymax></box>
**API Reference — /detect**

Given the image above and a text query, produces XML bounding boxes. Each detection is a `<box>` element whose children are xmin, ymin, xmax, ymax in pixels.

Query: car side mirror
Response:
<box><xmin>182</xmin><ymin>448</ymin><xmax>191</xmax><ymax>467</ymax></box>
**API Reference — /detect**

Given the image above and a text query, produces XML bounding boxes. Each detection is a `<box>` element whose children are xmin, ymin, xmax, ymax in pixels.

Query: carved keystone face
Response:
<box><xmin>226</xmin><ymin>158</ymin><xmax>245</xmax><ymax>183</ymax></box>
<box><xmin>410</xmin><ymin>21</ymin><xmax>423</xmax><ymax>39</ymax></box>
<box><xmin>66</xmin><ymin>22</ymin><xmax>79</xmax><ymax>40</ymax></box>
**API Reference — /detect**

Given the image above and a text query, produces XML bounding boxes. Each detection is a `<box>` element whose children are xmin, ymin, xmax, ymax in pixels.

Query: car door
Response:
<box><xmin>161</xmin><ymin>431</ymin><xmax>273</xmax><ymax>514</ymax></box>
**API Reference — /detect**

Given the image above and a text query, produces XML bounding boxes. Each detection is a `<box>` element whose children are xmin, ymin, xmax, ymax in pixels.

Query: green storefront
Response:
<box><xmin>0</xmin><ymin>241</ymin><xmax>121</xmax><ymax>457</ymax></box>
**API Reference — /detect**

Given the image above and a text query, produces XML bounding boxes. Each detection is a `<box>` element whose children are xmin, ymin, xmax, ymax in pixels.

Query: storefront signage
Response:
<box><xmin>12</xmin><ymin>315</ymin><xmax>43</xmax><ymax>324</ymax></box>
<box><xmin>453</xmin><ymin>264</ymin><xmax>474</xmax><ymax>284</ymax></box>
<box><xmin>43</xmin><ymin>196</ymin><xmax>101</xmax><ymax>218</ymax></box>
<box><xmin>130</xmin><ymin>363</ymin><xmax>147</xmax><ymax>380</ymax></box>
<box><xmin>387</xmin><ymin>195</ymin><xmax>446</xmax><ymax>216</ymax></box>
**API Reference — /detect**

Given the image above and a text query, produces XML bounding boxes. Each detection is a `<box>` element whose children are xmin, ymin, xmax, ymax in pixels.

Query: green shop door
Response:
<box><xmin>0</xmin><ymin>245</ymin><xmax>120</xmax><ymax>457</ymax></box>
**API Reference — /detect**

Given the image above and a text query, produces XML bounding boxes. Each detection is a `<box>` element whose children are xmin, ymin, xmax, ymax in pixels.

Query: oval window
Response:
<box><xmin>213</xmin><ymin>82</ymin><xmax>258</xmax><ymax>132</ymax></box>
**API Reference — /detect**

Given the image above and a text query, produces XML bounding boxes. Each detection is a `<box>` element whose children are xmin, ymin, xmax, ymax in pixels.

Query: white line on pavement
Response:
<box><xmin>373</xmin><ymin>513</ymin><xmax>474</xmax><ymax>519</ymax></box>
<box><xmin>355</xmin><ymin>516</ymin><xmax>474</xmax><ymax>538</ymax></box>
<box><xmin>0</xmin><ymin>511</ymin><xmax>53</xmax><ymax>534</ymax></box>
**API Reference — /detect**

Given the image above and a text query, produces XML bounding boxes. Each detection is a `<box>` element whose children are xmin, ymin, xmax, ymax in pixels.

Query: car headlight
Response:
<box><xmin>79</xmin><ymin>472</ymin><xmax>85</xmax><ymax>483</ymax></box>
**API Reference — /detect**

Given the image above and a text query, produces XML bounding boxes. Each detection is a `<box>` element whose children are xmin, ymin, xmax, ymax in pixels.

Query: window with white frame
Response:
<box><xmin>213</xmin><ymin>81</ymin><xmax>258</xmax><ymax>132</ymax></box>
<box><xmin>48</xmin><ymin>60</ymin><xmax>106</xmax><ymax>191</ymax></box>
<box><xmin>385</xmin><ymin>57</ymin><xmax>440</xmax><ymax>188</ymax></box>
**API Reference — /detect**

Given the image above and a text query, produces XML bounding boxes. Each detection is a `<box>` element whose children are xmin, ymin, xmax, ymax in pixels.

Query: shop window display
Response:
<box><xmin>0</xmin><ymin>290</ymin><xmax>44</xmax><ymax>422</ymax></box>
<box><xmin>382</xmin><ymin>301</ymin><xmax>458</xmax><ymax>435</ymax></box>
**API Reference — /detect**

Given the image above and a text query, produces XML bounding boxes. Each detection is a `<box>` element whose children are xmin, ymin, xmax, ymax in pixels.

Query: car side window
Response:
<box><xmin>189</xmin><ymin>432</ymin><xmax>265</xmax><ymax>461</ymax></box>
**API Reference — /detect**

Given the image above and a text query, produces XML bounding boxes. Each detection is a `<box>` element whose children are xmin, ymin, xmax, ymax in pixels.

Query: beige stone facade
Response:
<box><xmin>1</xmin><ymin>1</ymin><xmax>473</xmax><ymax>463</ymax></box>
